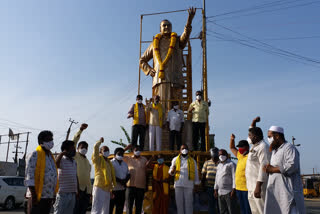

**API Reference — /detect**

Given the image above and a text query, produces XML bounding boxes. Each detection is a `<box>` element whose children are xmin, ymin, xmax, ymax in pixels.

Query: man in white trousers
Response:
<box><xmin>148</xmin><ymin>95</ymin><xmax>164</xmax><ymax>151</ymax></box>
<box><xmin>169</xmin><ymin>144</ymin><xmax>200</xmax><ymax>214</ymax></box>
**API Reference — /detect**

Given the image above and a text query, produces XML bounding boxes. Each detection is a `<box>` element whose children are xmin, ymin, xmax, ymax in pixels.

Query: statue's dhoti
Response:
<box><xmin>153</xmin><ymin>83</ymin><xmax>182</xmax><ymax>115</ymax></box>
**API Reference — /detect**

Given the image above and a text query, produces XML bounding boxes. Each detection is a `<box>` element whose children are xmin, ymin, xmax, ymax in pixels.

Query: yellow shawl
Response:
<box><xmin>152</xmin><ymin>102</ymin><xmax>163</xmax><ymax>127</ymax></box>
<box><xmin>133</xmin><ymin>103</ymin><xmax>148</xmax><ymax>125</ymax></box>
<box><xmin>100</xmin><ymin>156</ymin><xmax>116</xmax><ymax>188</ymax></box>
<box><xmin>35</xmin><ymin>146</ymin><xmax>58</xmax><ymax>201</ymax></box>
<box><xmin>175</xmin><ymin>154</ymin><xmax>195</xmax><ymax>181</ymax></box>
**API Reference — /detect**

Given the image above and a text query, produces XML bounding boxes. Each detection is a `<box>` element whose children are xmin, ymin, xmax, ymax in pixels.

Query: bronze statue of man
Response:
<box><xmin>139</xmin><ymin>8</ymin><xmax>196</xmax><ymax>113</ymax></box>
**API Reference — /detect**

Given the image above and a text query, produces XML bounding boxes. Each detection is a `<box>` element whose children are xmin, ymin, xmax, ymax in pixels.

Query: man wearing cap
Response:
<box><xmin>201</xmin><ymin>147</ymin><xmax>220</xmax><ymax>214</ymax></box>
<box><xmin>229</xmin><ymin>134</ymin><xmax>251</xmax><ymax>214</ymax></box>
<box><xmin>188</xmin><ymin>90</ymin><xmax>209</xmax><ymax>151</ymax></box>
<box><xmin>245</xmin><ymin>117</ymin><xmax>270</xmax><ymax>214</ymax></box>
<box><xmin>169</xmin><ymin>144</ymin><xmax>200</xmax><ymax>214</ymax></box>
<box><xmin>264</xmin><ymin>126</ymin><xmax>305</xmax><ymax>214</ymax></box>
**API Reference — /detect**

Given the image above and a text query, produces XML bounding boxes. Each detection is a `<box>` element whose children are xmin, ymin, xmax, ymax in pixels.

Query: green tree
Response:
<box><xmin>110</xmin><ymin>126</ymin><xmax>131</xmax><ymax>148</ymax></box>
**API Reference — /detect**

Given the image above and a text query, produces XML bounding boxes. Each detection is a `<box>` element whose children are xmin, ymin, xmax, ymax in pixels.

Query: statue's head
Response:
<box><xmin>160</xmin><ymin>19</ymin><xmax>172</xmax><ymax>36</ymax></box>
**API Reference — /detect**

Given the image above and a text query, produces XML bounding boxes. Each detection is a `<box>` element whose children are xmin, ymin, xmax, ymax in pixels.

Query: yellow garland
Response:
<box><xmin>153</xmin><ymin>32</ymin><xmax>177</xmax><ymax>79</ymax></box>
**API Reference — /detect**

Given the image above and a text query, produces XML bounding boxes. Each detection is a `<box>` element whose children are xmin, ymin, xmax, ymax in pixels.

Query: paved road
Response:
<box><xmin>1</xmin><ymin>198</ymin><xmax>320</xmax><ymax>213</ymax></box>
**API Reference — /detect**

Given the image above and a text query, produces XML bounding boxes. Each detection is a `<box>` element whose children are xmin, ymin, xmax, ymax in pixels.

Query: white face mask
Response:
<box><xmin>116</xmin><ymin>155</ymin><xmax>123</xmax><ymax>161</ymax></box>
<box><xmin>181</xmin><ymin>149</ymin><xmax>188</xmax><ymax>155</ymax></box>
<box><xmin>219</xmin><ymin>155</ymin><xmax>227</xmax><ymax>162</ymax></box>
<box><xmin>79</xmin><ymin>148</ymin><xmax>87</xmax><ymax>155</ymax></box>
<box><xmin>42</xmin><ymin>141</ymin><xmax>54</xmax><ymax>150</ymax></box>
<box><xmin>268</xmin><ymin>137</ymin><xmax>274</xmax><ymax>144</ymax></box>
<box><xmin>174</xmin><ymin>105</ymin><xmax>179</xmax><ymax>110</ymax></box>
<box><xmin>134</xmin><ymin>151</ymin><xmax>141</xmax><ymax>156</ymax></box>
<box><xmin>137</xmin><ymin>100</ymin><xmax>142</xmax><ymax>104</ymax></box>
<box><xmin>247</xmin><ymin>137</ymin><xmax>253</xmax><ymax>144</ymax></box>
<box><xmin>196</xmin><ymin>95</ymin><xmax>202</xmax><ymax>101</ymax></box>
<box><xmin>103</xmin><ymin>151</ymin><xmax>110</xmax><ymax>157</ymax></box>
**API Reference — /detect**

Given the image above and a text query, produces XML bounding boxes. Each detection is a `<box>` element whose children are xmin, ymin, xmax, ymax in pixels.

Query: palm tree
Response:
<box><xmin>110</xmin><ymin>126</ymin><xmax>131</xmax><ymax>148</ymax></box>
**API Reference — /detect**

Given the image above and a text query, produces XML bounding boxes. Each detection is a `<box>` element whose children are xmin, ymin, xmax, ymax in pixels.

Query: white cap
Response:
<box><xmin>269</xmin><ymin>126</ymin><xmax>284</xmax><ymax>134</ymax></box>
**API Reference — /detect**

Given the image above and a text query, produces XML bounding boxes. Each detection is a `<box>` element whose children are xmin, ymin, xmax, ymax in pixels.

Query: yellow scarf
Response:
<box><xmin>175</xmin><ymin>154</ymin><xmax>195</xmax><ymax>181</ymax></box>
<box><xmin>101</xmin><ymin>156</ymin><xmax>116</xmax><ymax>189</ymax></box>
<box><xmin>153</xmin><ymin>164</ymin><xmax>170</xmax><ymax>196</ymax></box>
<box><xmin>133</xmin><ymin>103</ymin><xmax>148</xmax><ymax>125</ymax></box>
<box><xmin>35</xmin><ymin>146</ymin><xmax>58</xmax><ymax>202</ymax></box>
<box><xmin>153</xmin><ymin>32</ymin><xmax>177</xmax><ymax>79</ymax></box>
<box><xmin>152</xmin><ymin>102</ymin><xmax>163</xmax><ymax>127</ymax></box>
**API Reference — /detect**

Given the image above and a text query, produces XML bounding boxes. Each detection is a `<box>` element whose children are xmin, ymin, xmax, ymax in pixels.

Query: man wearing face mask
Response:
<box><xmin>110</xmin><ymin>147</ymin><xmax>130</xmax><ymax>214</ymax></box>
<box><xmin>123</xmin><ymin>145</ymin><xmax>148</xmax><ymax>214</ymax></box>
<box><xmin>214</xmin><ymin>149</ymin><xmax>237</xmax><ymax>214</ymax></box>
<box><xmin>169</xmin><ymin>144</ymin><xmax>200</xmax><ymax>214</ymax></box>
<box><xmin>167</xmin><ymin>101</ymin><xmax>184</xmax><ymax>150</ymax></box>
<box><xmin>148</xmin><ymin>95</ymin><xmax>164</xmax><ymax>151</ymax></box>
<box><xmin>25</xmin><ymin>130</ymin><xmax>58</xmax><ymax>214</ymax></box>
<box><xmin>264</xmin><ymin>126</ymin><xmax>305</xmax><ymax>214</ymax></box>
<box><xmin>91</xmin><ymin>137</ymin><xmax>116</xmax><ymax>214</ymax></box>
<box><xmin>146</xmin><ymin>154</ymin><xmax>171</xmax><ymax>214</ymax></box>
<box><xmin>128</xmin><ymin>95</ymin><xmax>148</xmax><ymax>150</ymax></box>
<box><xmin>201</xmin><ymin>147</ymin><xmax>220</xmax><ymax>214</ymax></box>
<box><xmin>229</xmin><ymin>134</ymin><xmax>251</xmax><ymax>214</ymax></box>
<box><xmin>54</xmin><ymin>140</ymin><xmax>78</xmax><ymax>214</ymax></box>
<box><xmin>245</xmin><ymin>117</ymin><xmax>270</xmax><ymax>214</ymax></box>
<box><xmin>71</xmin><ymin>123</ymin><xmax>92</xmax><ymax>214</ymax></box>
<box><xmin>188</xmin><ymin>90</ymin><xmax>209</xmax><ymax>151</ymax></box>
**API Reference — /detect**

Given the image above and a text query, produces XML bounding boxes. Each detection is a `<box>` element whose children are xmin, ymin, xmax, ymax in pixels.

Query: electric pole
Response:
<box><xmin>66</xmin><ymin>118</ymin><xmax>78</xmax><ymax>140</ymax></box>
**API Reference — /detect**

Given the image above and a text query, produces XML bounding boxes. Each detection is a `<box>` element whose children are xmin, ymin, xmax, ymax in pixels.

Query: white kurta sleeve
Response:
<box><xmin>279</xmin><ymin>146</ymin><xmax>299</xmax><ymax>176</ymax></box>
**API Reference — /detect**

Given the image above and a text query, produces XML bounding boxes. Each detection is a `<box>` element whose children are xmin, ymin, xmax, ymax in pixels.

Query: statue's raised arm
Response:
<box><xmin>180</xmin><ymin>7</ymin><xmax>196</xmax><ymax>49</ymax></box>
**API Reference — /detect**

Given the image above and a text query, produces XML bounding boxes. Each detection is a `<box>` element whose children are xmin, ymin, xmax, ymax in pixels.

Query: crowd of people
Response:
<box><xmin>128</xmin><ymin>91</ymin><xmax>209</xmax><ymax>152</ymax></box>
<box><xmin>24</xmin><ymin>102</ymin><xmax>305</xmax><ymax>214</ymax></box>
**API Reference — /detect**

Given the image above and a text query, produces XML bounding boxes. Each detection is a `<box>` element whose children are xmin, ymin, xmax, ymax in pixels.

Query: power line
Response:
<box><xmin>209</xmin><ymin>35</ymin><xmax>320</xmax><ymax>42</ymax></box>
<box><xmin>210</xmin><ymin>22</ymin><xmax>320</xmax><ymax>65</ymax></box>
<box><xmin>207</xmin><ymin>0</ymin><xmax>320</xmax><ymax>21</ymax></box>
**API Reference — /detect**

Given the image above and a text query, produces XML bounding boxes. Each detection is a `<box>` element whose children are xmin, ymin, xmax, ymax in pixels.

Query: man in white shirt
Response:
<box><xmin>167</xmin><ymin>101</ymin><xmax>184</xmax><ymax>150</ymax></box>
<box><xmin>245</xmin><ymin>117</ymin><xmax>271</xmax><ymax>214</ymax></box>
<box><xmin>214</xmin><ymin>149</ymin><xmax>237</xmax><ymax>214</ymax></box>
<box><xmin>110</xmin><ymin>147</ymin><xmax>130</xmax><ymax>214</ymax></box>
<box><xmin>169</xmin><ymin>145</ymin><xmax>200</xmax><ymax>214</ymax></box>
<box><xmin>148</xmin><ymin>95</ymin><xmax>164</xmax><ymax>151</ymax></box>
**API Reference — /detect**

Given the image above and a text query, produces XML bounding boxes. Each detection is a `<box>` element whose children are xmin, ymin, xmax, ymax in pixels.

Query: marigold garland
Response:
<box><xmin>153</xmin><ymin>32</ymin><xmax>177</xmax><ymax>79</ymax></box>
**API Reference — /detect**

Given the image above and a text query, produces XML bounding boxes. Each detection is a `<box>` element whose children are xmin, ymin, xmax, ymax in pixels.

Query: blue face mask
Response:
<box><xmin>157</xmin><ymin>158</ymin><xmax>164</xmax><ymax>165</ymax></box>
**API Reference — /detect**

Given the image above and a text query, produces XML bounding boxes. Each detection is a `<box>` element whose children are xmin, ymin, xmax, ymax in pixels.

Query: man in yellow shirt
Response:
<box><xmin>72</xmin><ymin>123</ymin><xmax>92</xmax><ymax>214</ymax></box>
<box><xmin>91</xmin><ymin>137</ymin><xmax>116</xmax><ymax>214</ymax></box>
<box><xmin>188</xmin><ymin>91</ymin><xmax>209</xmax><ymax>151</ymax></box>
<box><xmin>229</xmin><ymin>134</ymin><xmax>252</xmax><ymax>214</ymax></box>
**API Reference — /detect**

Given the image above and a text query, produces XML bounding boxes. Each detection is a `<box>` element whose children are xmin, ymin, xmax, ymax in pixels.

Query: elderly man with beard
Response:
<box><xmin>245</xmin><ymin>117</ymin><xmax>271</xmax><ymax>214</ymax></box>
<box><xmin>264</xmin><ymin>126</ymin><xmax>305</xmax><ymax>214</ymax></box>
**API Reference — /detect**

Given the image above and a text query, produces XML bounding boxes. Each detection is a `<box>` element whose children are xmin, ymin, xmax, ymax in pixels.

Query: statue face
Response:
<box><xmin>160</xmin><ymin>20</ymin><xmax>172</xmax><ymax>36</ymax></box>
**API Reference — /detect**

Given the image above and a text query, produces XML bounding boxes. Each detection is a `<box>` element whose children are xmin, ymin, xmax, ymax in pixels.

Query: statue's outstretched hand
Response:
<box><xmin>188</xmin><ymin>7</ymin><xmax>196</xmax><ymax>20</ymax></box>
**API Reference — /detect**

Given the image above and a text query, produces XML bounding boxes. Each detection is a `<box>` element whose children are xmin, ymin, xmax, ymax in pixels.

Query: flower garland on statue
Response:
<box><xmin>153</xmin><ymin>32</ymin><xmax>177</xmax><ymax>79</ymax></box>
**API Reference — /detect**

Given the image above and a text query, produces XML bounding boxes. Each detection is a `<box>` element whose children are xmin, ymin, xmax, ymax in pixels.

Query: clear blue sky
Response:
<box><xmin>0</xmin><ymin>0</ymin><xmax>319</xmax><ymax>174</ymax></box>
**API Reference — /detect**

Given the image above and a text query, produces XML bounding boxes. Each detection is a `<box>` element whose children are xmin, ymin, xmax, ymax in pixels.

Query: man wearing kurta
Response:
<box><xmin>91</xmin><ymin>137</ymin><xmax>116</xmax><ymax>214</ymax></box>
<box><xmin>264</xmin><ymin>126</ymin><xmax>305</xmax><ymax>214</ymax></box>
<box><xmin>148</xmin><ymin>95</ymin><xmax>164</xmax><ymax>151</ymax></box>
<box><xmin>229</xmin><ymin>134</ymin><xmax>251</xmax><ymax>214</ymax></box>
<box><xmin>139</xmin><ymin>8</ymin><xmax>196</xmax><ymax>114</ymax></box>
<box><xmin>246</xmin><ymin>117</ymin><xmax>271</xmax><ymax>214</ymax></box>
<box><xmin>169</xmin><ymin>144</ymin><xmax>200</xmax><ymax>214</ymax></box>
<box><xmin>147</xmin><ymin>154</ymin><xmax>170</xmax><ymax>214</ymax></box>
<box><xmin>72</xmin><ymin>124</ymin><xmax>93</xmax><ymax>214</ymax></box>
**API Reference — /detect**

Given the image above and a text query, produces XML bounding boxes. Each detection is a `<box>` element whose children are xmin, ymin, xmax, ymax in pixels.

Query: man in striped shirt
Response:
<box><xmin>54</xmin><ymin>140</ymin><xmax>78</xmax><ymax>214</ymax></box>
<box><xmin>201</xmin><ymin>147</ymin><xmax>219</xmax><ymax>214</ymax></box>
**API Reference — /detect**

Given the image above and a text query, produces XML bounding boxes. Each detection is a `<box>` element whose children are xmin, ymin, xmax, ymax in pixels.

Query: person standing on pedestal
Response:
<box><xmin>188</xmin><ymin>91</ymin><xmax>209</xmax><ymax>151</ymax></box>
<box><xmin>167</xmin><ymin>101</ymin><xmax>184</xmax><ymax>150</ymax></box>
<box><xmin>127</xmin><ymin>95</ymin><xmax>148</xmax><ymax>150</ymax></box>
<box><xmin>148</xmin><ymin>95</ymin><xmax>164</xmax><ymax>151</ymax></box>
